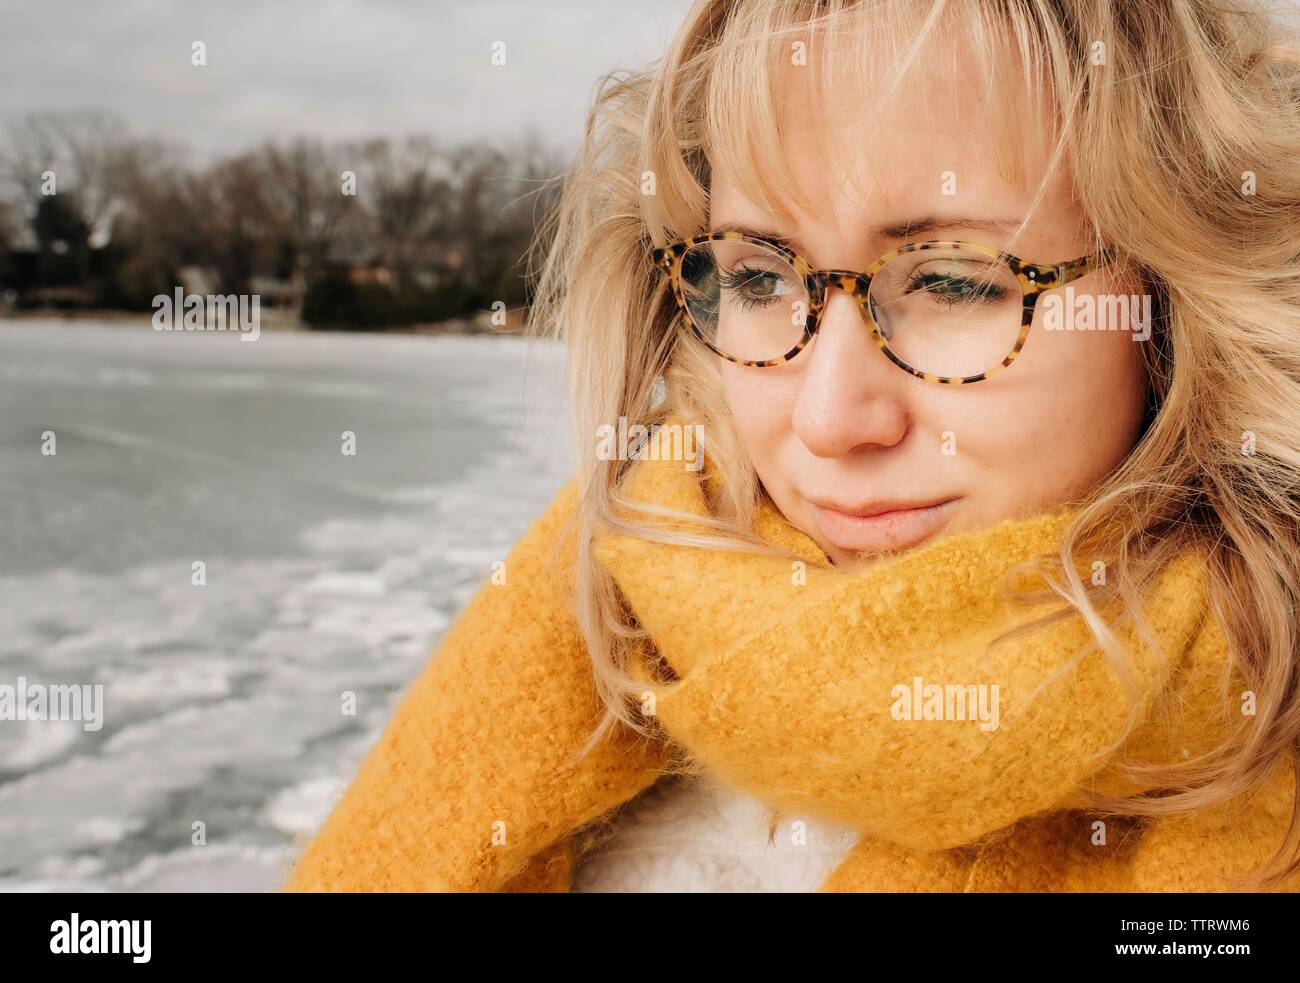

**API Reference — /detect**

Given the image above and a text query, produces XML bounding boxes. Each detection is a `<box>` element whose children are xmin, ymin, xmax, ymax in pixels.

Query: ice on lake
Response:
<box><xmin>0</xmin><ymin>318</ymin><xmax>572</xmax><ymax>891</ymax></box>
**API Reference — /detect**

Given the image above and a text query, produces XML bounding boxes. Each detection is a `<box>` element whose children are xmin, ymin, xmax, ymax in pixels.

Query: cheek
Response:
<box><xmin>720</xmin><ymin>360</ymin><xmax>801</xmax><ymax>449</ymax></box>
<box><xmin>953</xmin><ymin>317</ymin><xmax>1148</xmax><ymax>513</ymax></box>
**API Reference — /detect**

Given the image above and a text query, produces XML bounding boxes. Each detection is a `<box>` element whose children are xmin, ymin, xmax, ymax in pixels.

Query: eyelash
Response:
<box><xmin>718</xmin><ymin>266</ymin><xmax>789</xmax><ymax>311</ymax></box>
<box><xmin>903</xmin><ymin>270</ymin><xmax>1010</xmax><ymax>307</ymax></box>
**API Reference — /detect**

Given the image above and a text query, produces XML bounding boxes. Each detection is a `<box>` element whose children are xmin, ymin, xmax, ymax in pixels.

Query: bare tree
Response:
<box><xmin>350</xmin><ymin>135</ymin><xmax>454</xmax><ymax>289</ymax></box>
<box><xmin>259</xmin><ymin>138</ymin><xmax>354</xmax><ymax>284</ymax></box>
<box><xmin>1</xmin><ymin>110</ymin><xmax>135</xmax><ymax>284</ymax></box>
<box><xmin>445</xmin><ymin>130</ymin><xmax>566</xmax><ymax>308</ymax></box>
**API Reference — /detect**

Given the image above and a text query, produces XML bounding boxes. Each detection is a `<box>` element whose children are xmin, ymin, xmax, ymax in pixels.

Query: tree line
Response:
<box><xmin>0</xmin><ymin>110</ymin><xmax>565</xmax><ymax>330</ymax></box>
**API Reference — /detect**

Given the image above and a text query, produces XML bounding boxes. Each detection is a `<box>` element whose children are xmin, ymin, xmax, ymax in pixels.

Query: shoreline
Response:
<box><xmin>0</xmin><ymin>307</ymin><xmax>525</xmax><ymax>337</ymax></box>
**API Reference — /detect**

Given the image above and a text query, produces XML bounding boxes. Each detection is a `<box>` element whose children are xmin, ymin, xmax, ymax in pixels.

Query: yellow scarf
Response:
<box><xmin>283</xmin><ymin>443</ymin><xmax>1291</xmax><ymax>893</ymax></box>
<box><xmin>596</xmin><ymin>447</ymin><xmax>1217</xmax><ymax>850</ymax></box>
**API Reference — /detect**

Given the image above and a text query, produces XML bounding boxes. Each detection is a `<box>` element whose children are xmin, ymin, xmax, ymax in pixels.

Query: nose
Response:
<box><xmin>791</xmin><ymin>284</ymin><xmax>910</xmax><ymax>459</ymax></box>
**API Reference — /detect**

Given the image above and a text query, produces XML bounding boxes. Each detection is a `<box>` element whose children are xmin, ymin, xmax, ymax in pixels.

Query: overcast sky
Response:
<box><xmin>0</xmin><ymin>0</ymin><xmax>696</xmax><ymax>161</ymax></box>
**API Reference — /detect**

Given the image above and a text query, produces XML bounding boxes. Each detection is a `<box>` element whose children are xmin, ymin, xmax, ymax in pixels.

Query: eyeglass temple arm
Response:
<box><xmin>1054</xmin><ymin>247</ymin><xmax>1114</xmax><ymax>285</ymax></box>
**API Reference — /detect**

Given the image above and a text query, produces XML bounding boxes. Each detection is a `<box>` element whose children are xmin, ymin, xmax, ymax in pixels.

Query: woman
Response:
<box><xmin>283</xmin><ymin>0</ymin><xmax>1300</xmax><ymax>892</ymax></box>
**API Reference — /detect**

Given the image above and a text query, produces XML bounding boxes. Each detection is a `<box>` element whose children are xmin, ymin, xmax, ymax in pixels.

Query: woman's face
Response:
<box><xmin>710</xmin><ymin>51</ymin><xmax>1148</xmax><ymax>570</ymax></box>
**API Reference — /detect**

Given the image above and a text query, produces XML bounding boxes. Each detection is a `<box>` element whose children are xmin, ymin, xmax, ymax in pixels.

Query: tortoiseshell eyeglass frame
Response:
<box><xmin>650</xmin><ymin>231</ymin><xmax>1113</xmax><ymax>385</ymax></box>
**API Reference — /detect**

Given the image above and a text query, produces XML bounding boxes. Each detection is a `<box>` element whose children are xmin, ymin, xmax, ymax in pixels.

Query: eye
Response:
<box><xmin>718</xmin><ymin>262</ymin><xmax>798</xmax><ymax>309</ymax></box>
<box><xmin>904</xmin><ymin>266</ymin><xmax>1010</xmax><ymax>307</ymax></box>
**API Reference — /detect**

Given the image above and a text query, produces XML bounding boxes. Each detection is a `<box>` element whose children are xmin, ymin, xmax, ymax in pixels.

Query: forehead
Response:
<box><xmin>704</xmin><ymin>10</ymin><xmax>1067</xmax><ymax>238</ymax></box>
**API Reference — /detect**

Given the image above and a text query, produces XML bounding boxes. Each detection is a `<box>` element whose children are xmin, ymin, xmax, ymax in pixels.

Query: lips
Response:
<box><xmin>807</xmin><ymin>497</ymin><xmax>959</xmax><ymax>554</ymax></box>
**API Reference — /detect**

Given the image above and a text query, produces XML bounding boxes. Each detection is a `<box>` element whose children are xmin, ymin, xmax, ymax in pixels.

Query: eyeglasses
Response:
<box><xmin>651</xmin><ymin>231</ymin><xmax>1111</xmax><ymax>384</ymax></box>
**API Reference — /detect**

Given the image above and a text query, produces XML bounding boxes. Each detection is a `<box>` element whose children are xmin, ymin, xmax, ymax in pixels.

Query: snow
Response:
<box><xmin>0</xmin><ymin>318</ymin><xmax>572</xmax><ymax>891</ymax></box>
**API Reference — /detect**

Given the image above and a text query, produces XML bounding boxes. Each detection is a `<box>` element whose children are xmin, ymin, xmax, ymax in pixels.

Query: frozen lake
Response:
<box><xmin>0</xmin><ymin>318</ymin><xmax>572</xmax><ymax>891</ymax></box>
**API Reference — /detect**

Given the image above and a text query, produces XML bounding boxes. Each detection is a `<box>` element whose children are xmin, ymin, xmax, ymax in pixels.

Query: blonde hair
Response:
<box><xmin>527</xmin><ymin>0</ymin><xmax>1300</xmax><ymax>885</ymax></box>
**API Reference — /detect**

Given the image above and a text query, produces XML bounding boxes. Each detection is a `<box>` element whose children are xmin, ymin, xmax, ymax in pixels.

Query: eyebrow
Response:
<box><xmin>712</xmin><ymin>216</ymin><xmax>1023</xmax><ymax>253</ymax></box>
<box><xmin>875</xmin><ymin>216</ymin><xmax>1023</xmax><ymax>239</ymax></box>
